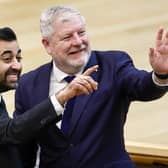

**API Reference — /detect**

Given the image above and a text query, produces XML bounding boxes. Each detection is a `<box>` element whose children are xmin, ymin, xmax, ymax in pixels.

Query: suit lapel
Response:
<box><xmin>33</xmin><ymin>62</ymin><xmax>53</xmax><ymax>104</ymax></box>
<box><xmin>0</xmin><ymin>97</ymin><xmax>8</xmax><ymax>117</ymax></box>
<box><xmin>69</xmin><ymin>51</ymin><xmax>99</xmax><ymax>135</ymax></box>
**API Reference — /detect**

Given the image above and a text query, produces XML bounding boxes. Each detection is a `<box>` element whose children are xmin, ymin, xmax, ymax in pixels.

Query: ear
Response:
<box><xmin>42</xmin><ymin>38</ymin><xmax>52</xmax><ymax>55</ymax></box>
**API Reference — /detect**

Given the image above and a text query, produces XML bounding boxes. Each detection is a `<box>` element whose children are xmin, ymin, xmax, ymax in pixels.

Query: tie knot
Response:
<box><xmin>64</xmin><ymin>75</ymin><xmax>75</xmax><ymax>83</ymax></box>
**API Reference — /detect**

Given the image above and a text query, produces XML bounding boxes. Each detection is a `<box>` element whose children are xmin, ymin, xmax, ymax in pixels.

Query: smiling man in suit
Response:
<box><xmin>0</xmin><ymin>27</ymin><xmax>98</xmax><ymax>168</ymax></box>
<box><xmin>14</xmin><ymin>6</ymin><xmax>168</xmax><ymax>168</ymax></box>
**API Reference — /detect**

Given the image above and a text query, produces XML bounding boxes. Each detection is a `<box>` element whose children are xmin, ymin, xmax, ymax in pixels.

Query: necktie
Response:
<box><xmin>61</xmin><ymin>76</ymin><xmax>75</xmax><ymax>135</ymax></box>
<box><xmin>0</xmin><ymin>97</ymin><xmax>8</xmax><ymax>117</ymax></box>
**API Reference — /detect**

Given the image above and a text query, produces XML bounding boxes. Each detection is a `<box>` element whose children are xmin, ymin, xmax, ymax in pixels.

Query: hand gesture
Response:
<box><xmin>56</xmin><ymin>65</ymin><xmax>98</xmax><ymax>105</ymax></box>
<box><xmin>149</xmin><ymin>28</ymin><xmax>168</xmax><ymax>74</ymax></box>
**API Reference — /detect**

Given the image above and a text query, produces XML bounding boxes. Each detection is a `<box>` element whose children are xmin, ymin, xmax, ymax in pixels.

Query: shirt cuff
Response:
<box><xmin>152</xmin><ymin>72</ymin><xmax>168</xmax><ymax>87</ymax></box>
<box><xmin>50</xmin><ymin>95</ymin><xmax>64</xmax><ymax>116</ymax></box>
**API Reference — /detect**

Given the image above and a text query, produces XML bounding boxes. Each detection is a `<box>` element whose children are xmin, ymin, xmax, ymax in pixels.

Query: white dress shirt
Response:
<box><xmin>49</xmin><ymin>62</ymin><xmax>81</xmax><ymax>128</ymax></box>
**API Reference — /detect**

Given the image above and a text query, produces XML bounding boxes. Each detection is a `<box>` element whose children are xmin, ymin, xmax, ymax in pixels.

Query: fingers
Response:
<box><xmin>155</xmin><ymin>28</ymin><xmax>168</xmax><ymax>54</ymax></box>
<box><xmin>72</xmin><ymin>75</ymin><xmax>98</xmax><ymax>95</ymax></box>
<box><xmin>164</xmin><ymin>31</ymin><xmax>168</xmax><ymax>45</ymax></box>
<box><xmin>77</xmin><ymin>65</ymin><xmax>98</xmax><ymax>94</ymax></box>
<box><xmin>149</xmin><ymin>48</ymin><xmax>154</xmax><ymax>58</ymax></box>
<box><xmin>63</xmin><ymin>65</ymin><xmax>99</xmax><ymax>99</ymax></box>
<box><xmin>73</xmin><ymin>82</ymin><xmax>94</xmax><ymax>95</ymax></box>
<box><xmin>83</xmin><ymin>65</ymin><xmax>98</xmax><ymax>76</ymax></box>
<box><xmin>156</xmin><ymin>27</ymin><xmax>164</xmax><ymax>41</ymax></box>
<box><xmin>156</xmin><ymin>27</ymin><xmax>168</xmax><ymax>47</ymax></box>
<box><xmin>80</xmin><ymin>76</ymin><xmax>98</xmax><ymax>92</ymax></box>
<box><xmin>156</xmin><ymin>27</ymin><xmax>164</xmax><ymax>48</ymax></box>
<box><xmin>149</xmin><ymin>47</ymin><xmax>157</xmax><ymax>67</ymax></box>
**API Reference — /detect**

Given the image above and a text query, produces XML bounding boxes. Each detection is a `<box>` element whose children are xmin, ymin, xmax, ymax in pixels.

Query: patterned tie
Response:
<box><xmin>0</xmin><ymin>97</ymin><xmax>8</xmax><ymax>117</ymax></box>
<box><xmin>61</xmin><ymin>76</ymin><xmax>76</xmax><ymax>135</ymax></box>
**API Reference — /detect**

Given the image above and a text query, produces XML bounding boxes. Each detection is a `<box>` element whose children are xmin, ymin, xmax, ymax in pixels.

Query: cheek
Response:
<box><xmin>82</xmin><ymin>34</ymin><xmax>89</xmax><ymax>43</ymax></box>
<box><xmin>83</xmin><ymin>38</ymin><xmax>90</xmax><ymax>47</ymax></box>
<box><xmin>55</xmin><ymin>43</ymin><xmax>70</xmax><ymax>55</ymax></box>
<box><xmin>0</xmin><ymin>64</ymin><xmax>9</xmax><ymax>74</ymax></box>
<box><xmin>0</xmin><ymin>71</ymin><xmax>3</xmax><ymax>80</ymax></box>
<box><xmin>0</xmin><ymin>67</ymin><xmax>7</xmax><ymax>81</ymax></box>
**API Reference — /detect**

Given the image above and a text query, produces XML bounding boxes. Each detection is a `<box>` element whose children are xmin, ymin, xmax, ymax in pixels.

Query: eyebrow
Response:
<box><xmin>0</xmin><ymin>49</ymin><xmax>21</xmax><ymax>56</ymax></box>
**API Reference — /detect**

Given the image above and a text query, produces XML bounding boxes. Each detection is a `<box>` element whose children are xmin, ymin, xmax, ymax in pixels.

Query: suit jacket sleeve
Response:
<box><xmin>0</xmin><ymin>98</ymin><xmax>61</xmax><ymax>144</ymax></box>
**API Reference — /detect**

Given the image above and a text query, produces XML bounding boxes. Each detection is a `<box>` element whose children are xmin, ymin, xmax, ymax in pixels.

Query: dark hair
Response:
<box><xmin>0</xmin><ymin>27</ymin><xmax>17</xmax><ymax>41</ymax></box>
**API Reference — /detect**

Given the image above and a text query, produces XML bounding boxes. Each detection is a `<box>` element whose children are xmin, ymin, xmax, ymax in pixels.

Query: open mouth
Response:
<box><xmin>6</xmin><ymin>74</ymin><xmax>18</xmax><ymax>82</ymax></box>
<box><xmin>69</xmin><ymin>48</ymin><xmax>85</xmax><ymax>55</ymax></box>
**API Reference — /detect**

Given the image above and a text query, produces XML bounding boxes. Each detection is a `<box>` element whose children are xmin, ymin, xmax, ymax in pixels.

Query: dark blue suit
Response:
<box><xmin>0</xmin><ymin>97</ymin><xmax>60</xmax><ymax>168</ymax></box>
<box><xmin>14</xmin><ymin>51</ymin><xmax>167</xmax><ymax>168</ymax></box>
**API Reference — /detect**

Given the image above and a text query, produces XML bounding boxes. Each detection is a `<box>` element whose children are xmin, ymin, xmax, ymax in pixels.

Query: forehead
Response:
<box><xmin>0</xmin><ymin>40</ymin><xmax>20</xmax><ymax>53</ymax></box>
<box><xmin>55</xmin><ymin>16</ymin><xmax>85</xmax><ymax>34</ymax></box>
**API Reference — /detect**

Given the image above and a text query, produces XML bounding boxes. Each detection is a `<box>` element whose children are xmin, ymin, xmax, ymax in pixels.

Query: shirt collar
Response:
<box><xmin>52</xmin><ymin>62</ymin><xmax>68</xmax><ymax>82</ymax></box>
<box><xmin>52</xmin><ymin>61</ymin><xmax>83</xmax><ymax>82</ymax></box>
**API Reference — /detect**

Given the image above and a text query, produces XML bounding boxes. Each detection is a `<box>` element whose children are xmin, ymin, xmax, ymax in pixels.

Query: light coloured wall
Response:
<box><xmin>0</xmin><ymin>0</ymin><xmax>168</xmax><ymax>151</ymax></box>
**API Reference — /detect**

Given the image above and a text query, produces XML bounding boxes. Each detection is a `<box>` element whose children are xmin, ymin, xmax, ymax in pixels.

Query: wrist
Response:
<box><xmin>154</xmin><ymin>72</ymin><xmax>168</xmax><ymax>79</ymax></box>
<box><xmin>56</xmin><ymin>89</ymin><xmax>67</xmax><ymax>106</ymax></box>
<box><xmin>56</xmin><ymin>88</ymin><xmax>72</xmax><ymax>106</ymax></box>
<box><xmin>152</xmin><ymin>72</ymin><xmax>168</xmax><ymax>87</ymax></box>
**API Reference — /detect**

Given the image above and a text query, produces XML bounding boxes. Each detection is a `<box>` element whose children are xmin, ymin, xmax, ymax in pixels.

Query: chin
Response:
<box><xmin>7</xmin><ymin>82</ymin><xmax>18</xmax><ymax>89</ymax></box>
<box><xmin>70</xmin><ymin>56</ymin><xmax>89</xmax><ymax>67</ymax></box>
<box><xmin>70</xmin><ymin>62</ymin><xmax>85</xmax><ymax>69</ymax></box>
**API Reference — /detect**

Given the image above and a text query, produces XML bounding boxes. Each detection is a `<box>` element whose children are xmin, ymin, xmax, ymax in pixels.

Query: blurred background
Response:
<box><xmin>0</xmin><ymin>0</ymin><xmax>168</xmax><ymax>162</ymax></box>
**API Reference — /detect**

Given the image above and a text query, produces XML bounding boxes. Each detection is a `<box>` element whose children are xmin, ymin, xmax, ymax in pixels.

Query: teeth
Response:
<box><xmin>70</xmin><ymin>50</ymin><xmax>83</xmax><ymax>54</ymax></box>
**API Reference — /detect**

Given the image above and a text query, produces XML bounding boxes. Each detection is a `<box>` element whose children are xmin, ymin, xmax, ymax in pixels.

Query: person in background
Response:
<box><xmin>14</xmin><ymin>6</ymin><xmax>168</xmax><ymax>168</ymax></box>
<box><xmin>0</xmin><ymin>27</ymin><xmax>97</xmax><ymax>168</ymax></box>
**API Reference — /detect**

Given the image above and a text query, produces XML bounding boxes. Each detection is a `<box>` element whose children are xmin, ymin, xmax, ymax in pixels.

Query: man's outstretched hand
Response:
<box><xmin>149</xmin><ymin>27</ymin><xmax>168</xmax><ymax>74</ymax></box>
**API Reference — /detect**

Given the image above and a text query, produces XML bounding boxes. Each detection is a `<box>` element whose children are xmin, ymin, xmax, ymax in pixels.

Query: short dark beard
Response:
<box><xmin>0</xmin><ymin>69</ymin><xmax>21</xmax><ymax>93</ymax></box>
<box><xmin>0</xmin><ymin>82</ymin><xmax>17</xmax><ymax>93</ymax></box>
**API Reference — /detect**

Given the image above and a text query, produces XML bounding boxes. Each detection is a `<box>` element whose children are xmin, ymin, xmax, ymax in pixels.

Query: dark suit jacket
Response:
<box><xmin>14</xmin><ymin>50</ymin><xmax>168</xmax><ymax>168</ymax></box>
<box><xmin>0</xmin><ymin>98</ymin><xmax>60</xmax><ymax>168</ymax></box>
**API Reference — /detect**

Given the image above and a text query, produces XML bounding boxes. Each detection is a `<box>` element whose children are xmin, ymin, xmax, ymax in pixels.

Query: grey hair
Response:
<box><xmin>40</xmin><ymin>6</ymin><xmax>85</xmax><ymax>38</ymax></box>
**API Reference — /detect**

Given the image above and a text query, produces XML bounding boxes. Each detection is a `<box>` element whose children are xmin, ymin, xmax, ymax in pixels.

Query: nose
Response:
<box><xmin>72</xmin><ymin>33</ymin><xmax>82</xmax><ymax>46</ymax></box>
<box><xmin>11</xmin><ymin>58</ymin><xmax>22</xmax><ymax>70</ymax></box>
